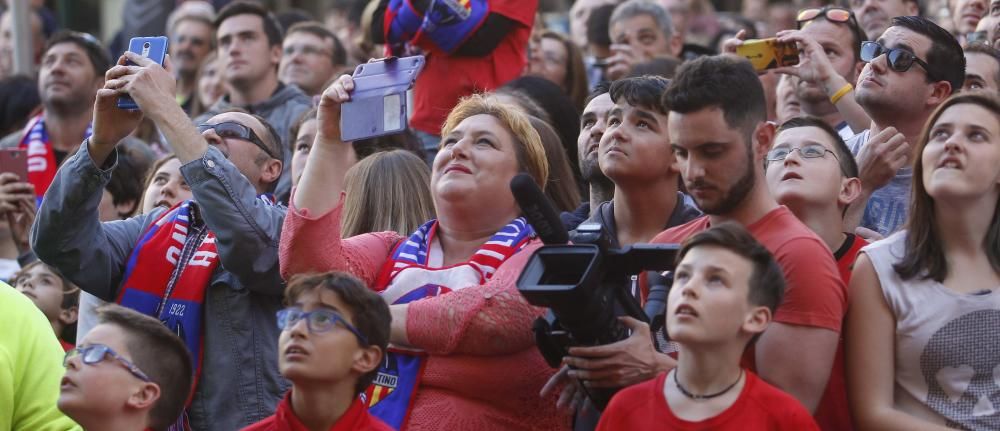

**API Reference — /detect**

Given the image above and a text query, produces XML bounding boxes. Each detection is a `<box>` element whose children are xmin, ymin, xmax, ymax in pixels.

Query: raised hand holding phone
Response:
<box><xmin>339</xmin><ymin>55</ymin><xmax>425</xmax><ymax>142</ymax></box>
<box><xmin>117</xmin><ymin>37</ymin><xmax>168</xmax><ymax>111</ymax></box>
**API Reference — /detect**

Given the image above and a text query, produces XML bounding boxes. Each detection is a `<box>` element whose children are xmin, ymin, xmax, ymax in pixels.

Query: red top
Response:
<box><xmin>59</xmin><ymin>338</ymin><xmax>74</xmax><ymax>352</ymax></box>
<box><xmin>241</xmin><ymin>392</ymin><xmax>392</xmax><ymax>431</ymax></box>
<box><xmin>596</xmin><ymin>370</ymin><xmax>819</xmax><ymax>430</ymax></box>
<box><xmin>408</xmin><ymin>1</ymin><xmax>537</xmax><ymax>136</ymax></box>
<box><xmin>651</xmin><ymin>207</ymin><xmax>847</xmax><ymax>334</ymax></box>
<box><xmin>813</xmin><ymin>233</ymin><xmax>867</xmax><ymax>431</ymax></box>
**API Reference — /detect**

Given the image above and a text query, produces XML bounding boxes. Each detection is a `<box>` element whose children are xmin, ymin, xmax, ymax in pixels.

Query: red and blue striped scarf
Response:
<box><xmin>365</xmin><ymin>217</ymin><xmax>534</xmax><ymax>430</ymax></box>
<box><xmin>19</xmin><ymin>113</ymin><xmax>92</xmax><ymax>204</ymax></box>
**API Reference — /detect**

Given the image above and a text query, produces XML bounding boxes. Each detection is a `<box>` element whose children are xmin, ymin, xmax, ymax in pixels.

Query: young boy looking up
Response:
<box><xmin>13</xmin><ymin>261</ymin><xmax>80</xmax><ymax>351</ymax></box>
<box><xmin>243</xmin><ymin>272</ymin><xmax>392</xmax><ymax>431</ymax></box>
<box><xmin>597</xmin><ymin>223</ymin><xmax>819</xmax><ymax>430</ymax></box>
<box><xmin>763</xmin><ymin>116</ymin><xmax>866</xmax><ymax>430</ymax></box>
<box><xmin>764</xmin><ymin>116</ymin><xmax>866</xmax><ymax>281</ymax></box>
<box><xmin>58</xmin><ymin>304</ymin><xmax>193</xmax><ymax>431</ymax></box>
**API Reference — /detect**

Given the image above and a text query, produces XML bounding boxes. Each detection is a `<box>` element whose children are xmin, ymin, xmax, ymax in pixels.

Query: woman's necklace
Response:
<box><xmin>673</xmin><ymin>368</ymin><xmax>744</xmax><ymax>400</ymax></box>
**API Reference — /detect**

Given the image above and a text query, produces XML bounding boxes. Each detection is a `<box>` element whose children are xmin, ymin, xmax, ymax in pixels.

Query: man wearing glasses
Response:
<box><xmin>279</xmin><ymin>22</ymin><xmax>347</xmax><ymax>97</ymax></box>
<box><xmin>846</xmin><ymin>16</ymin><xmax>965</xmax><ymax>238</ymax></box>
<box><xmin>32</xmin><ymin>45</ymin><xmax>288</xmax><ymax>431</ymax></box>
<box><xmin>166</xmin><ymin>6</ymin><xmax>216</xmax><ymax>115</ymax></box>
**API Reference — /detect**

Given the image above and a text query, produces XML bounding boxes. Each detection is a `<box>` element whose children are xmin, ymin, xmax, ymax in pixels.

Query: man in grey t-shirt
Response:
<box><xmin>846</xmin><ymin>16</ymin><xmax>964</xmax><ymax>237</ymax></box>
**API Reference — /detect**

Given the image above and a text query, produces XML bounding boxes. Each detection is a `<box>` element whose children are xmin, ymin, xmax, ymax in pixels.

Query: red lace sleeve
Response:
<box><xmin>279</xmin><ymin>192</ymin><xmax>403</xmax><ymax>286</ymax></box>
<box><xmin>405</xmin><ymin>241</ymin><xmax>546</xmax><ymax>356</ymax></box>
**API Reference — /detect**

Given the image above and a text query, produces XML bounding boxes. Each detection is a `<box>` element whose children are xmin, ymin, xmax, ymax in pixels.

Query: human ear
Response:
<box><xmin>270</xmin><ymin>44</ymin><xmax>283</xmax><ymax>67</ymax></box>
<box><xmin>352</xmin><ymin>345</ymin><xmax>383</xmax><ymax>375</ymax></box>
<box><xmin>669</xmin><ymin>34</ymin><xmax>683</xmax><ymax>58</ymax></box>
<box><xmin>262</xmin><ymin>159</ymin><xmax>283</xmax><ymax>186</ymax></box>
<box><xmin>743</xmin><ymin>305</ymin><xmax>772</xmax><ymax>335</ymax></box>
<box><xmin>59</xmin><ymin>305</ymin><xmax>79</xmax><ymax>326</ymax></box>
<box><xmin>753</xmin><ymin>121</ymin><xmax>777</xmax><ymax>164</ymax></box>
<box><xmin>126</xmin><ymin>382</ymin><xmax>161</xmax><ymax>411</ymax></box>
<box><xmin>927</xmin><ymin>81</ymin><xmax>953</xmax><ymax>108</ymax></box>
<box><xmin>838</xmin><ymin>176</ymin><xmax>863</xmax><ymax>208</ymax></box>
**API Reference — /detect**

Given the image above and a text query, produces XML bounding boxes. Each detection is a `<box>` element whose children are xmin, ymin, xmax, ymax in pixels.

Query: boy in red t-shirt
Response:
<box><xmin>764</xmin><ymin>116</ymin><xmax>868</xmax><ymax>430</ymax></box>
<box><xmin>243</xmin><ymin>272</ymin><xmax>392</xmax><ymax>431</ymax></box>
<box><xmin>597</xmin><ymin>223</ymin><xmax>818</xmax><ymax>430</ymax></box>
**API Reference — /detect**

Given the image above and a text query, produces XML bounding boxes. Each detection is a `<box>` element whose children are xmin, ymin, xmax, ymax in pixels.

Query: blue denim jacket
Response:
<box><xmin>32</xmin><ymin>143</ymin><xmax>288</xmax><ymax>431</ymax></box>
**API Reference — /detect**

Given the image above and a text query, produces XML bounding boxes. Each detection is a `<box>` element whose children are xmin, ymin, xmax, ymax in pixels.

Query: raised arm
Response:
<box><xmin>106</xmin><ymin>52</ymin><xmax>291</xmax><ymax>295</ymax></box>
<box><xmin>31</xmin><ymin>76</ymin><xmax>156</xmax><ymax>300</ymax></box>
<box><xmin>846</xmin><ymin>254</ymin><xmax>953</xmax><ymax>431</ymax></box>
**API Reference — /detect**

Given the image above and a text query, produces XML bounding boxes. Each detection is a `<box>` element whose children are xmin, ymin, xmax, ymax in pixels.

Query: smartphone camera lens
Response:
<box><xmin>143</xmin><ymin>42</ymin><xmax>151</xmax><ymax>49</ymax></box>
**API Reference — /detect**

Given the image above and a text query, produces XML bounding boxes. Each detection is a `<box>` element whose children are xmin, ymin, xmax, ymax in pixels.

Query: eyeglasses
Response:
<box><xmin>796</xmin><ymin>7</ymin><xmax>854</xmax><ymax>27</ymax></box>
<box><xmin>64</xmin><ymin>344</ymin><xmax>152</xmax><ymax>382</ymax></box>
<box><xmin>860</xmin><ymin>41</ymin><xmax>940</xmax><ymax>81</ymax></box>
<box><xmin>766</xmin><ymin>143</ymin><xmax>839</xmax><ymax>163</ymax></box>
<box><xmin>197</xmin><ymin>121</ymin><xmax>279</xmax><ymax>160</ymax></box>
<box><xmin>276</xmin><ymin>308</ymin><xmax>369</xmax><ymax>345</ymax></box>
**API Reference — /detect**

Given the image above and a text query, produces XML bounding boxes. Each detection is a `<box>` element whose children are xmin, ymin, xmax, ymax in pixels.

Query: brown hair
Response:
<box><xmin>894</xmin><ymin>92</ymin><xmax>1000</xmax><ymax>281</ymax></box>
<box><xmin>539</xmin><ymin>30</ymin><xmax>589</xmax><ymax>112</ymax></box>
<box><xmin>96</xmin><ymin>304</ymin><xmax>193</xmax><ymax>431</ymax></box>
<box><xmin>527</xmin><ymin>116</ymin><xmax>581</xmax><ymax>213</ymax></box>
<box><xmin>284</xmin><ymin>272</ymin><xmax>391</xmax><ymax>394</ymax></box>
<box><xmin>135</xmin><ymin>154</ymin><xmax>180</xmax><ymax>216</ymax></box>
<box><xmin>675</xmin><ymin>222</ymin><xmax>786</xmax><ymax>315</ymax></box>
<box><xmin>13</xmin><ymin>261</ymin><xmax>80</xmax><ymax>342</ymax></box>
<box><xmin>341</xmin><ymin>149</ymin><xmax>435</xmax><ymax>237</ymax></box>
<box><xmin>441</xmin><ymin>94</ymin><xmax>550</xmax><ymax>188</ymax></box>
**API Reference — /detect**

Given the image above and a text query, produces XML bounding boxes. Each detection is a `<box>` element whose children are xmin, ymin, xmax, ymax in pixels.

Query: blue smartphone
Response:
<box><xmin>117</xmin><ymin>36</ymin><xmax>169</xmax><ymax>111</ymax></box>
<box><xmin>340</xmin><ymin>55</ymin><xmax>425</xmax><ymax>142</ymax></box>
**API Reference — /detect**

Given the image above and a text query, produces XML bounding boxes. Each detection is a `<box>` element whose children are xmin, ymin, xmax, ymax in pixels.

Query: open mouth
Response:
<box><xmin>675</xmin><ymin>304</ymin><xmax>698</xmax><ymax>318</ymax></box>
<box><xmin>781</xmin><ymin>171</ymin><xmax>803</xmax><ymax>181</ymax></box>
<box><xmin>444</xmin><ymin>164</ymin><xmax>472</xmax><ymax>174</ymax></box>
<box><xmin>937</xmin><ymin>157</ymin><xmax>963</xmax><ymax>170</ymax></box>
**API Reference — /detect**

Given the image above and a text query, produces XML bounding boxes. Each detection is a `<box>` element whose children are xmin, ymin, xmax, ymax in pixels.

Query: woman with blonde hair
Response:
<box><xmin>280</xmin><ymin>74</ymin><xmax>566</xmax><ymax>430</ymax></box>
<box><xmin>341</xmin><ymin>149</ymin><xmax>435</xmax><ymax>238</ymax></box>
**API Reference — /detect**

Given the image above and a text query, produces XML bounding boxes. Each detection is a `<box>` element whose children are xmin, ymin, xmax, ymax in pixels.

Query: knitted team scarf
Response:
<box><xmin>20</xmin><ymin>114</ymin><xmax>92</xmax><ymax>203</ymax></box>
<box><xmin>384</xmin><ymin>0</ymin><xmax>489</xmax><ymax>54</ymax></box>
<box><xmin>365</xmin><ymin>218</ymin><xmax>535</xmax><ymax>430</ymax></box>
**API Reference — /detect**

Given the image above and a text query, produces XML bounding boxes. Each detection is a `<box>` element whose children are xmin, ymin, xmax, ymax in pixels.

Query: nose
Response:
<box><xmin>868</xmin><ymin>52</ymin><xmax>888</xmax><ymax>74</ymax></box>
<box><xmin>678</xmin><ymin>276</ymin><xmax>700</xmax><ymax>299</ymax></box>
<box><xmin>782</xmin><ymin>148</ymin><xmax>804</xmax><ymax>166</ymax></box>
<box><xmin>288</xmin><ymin>316</ymin><xmax>309</xmax><ymax>338</ymax></box>
<box><xmin>680</xmin><ymin>155</ymin><xmax>705</xmax><ymax>183</ymax></box>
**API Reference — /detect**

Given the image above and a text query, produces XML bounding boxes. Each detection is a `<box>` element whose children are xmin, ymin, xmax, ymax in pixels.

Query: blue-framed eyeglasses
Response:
<box><xmin>276</xmin><ymin>308</ymin><xmax>369</xmax><ymax>345</ymax></box>
<box><xmin>64</xmin><ymin>344</ymin><xmax>151</xmax><ymax>382</ymax></box>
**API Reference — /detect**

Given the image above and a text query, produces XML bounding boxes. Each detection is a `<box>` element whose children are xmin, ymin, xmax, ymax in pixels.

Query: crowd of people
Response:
<box><xmin>0</xmin><ymin>0</ymin><xmax>997</xmax><ymax>430</ymax></box>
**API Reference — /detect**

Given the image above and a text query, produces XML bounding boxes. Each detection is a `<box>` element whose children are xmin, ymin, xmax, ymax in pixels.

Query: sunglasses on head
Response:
<box><xmin>64</xmin><ymin>344</ymin><xmax>152</xmax><ymax>382</ymax></box>
<box><xmin>796</xmin><ymin>6</ymin><xmax>854</xmax><ymax>28</ymax></box>
<box><xmin>860</xmin><ymin>41</ymin><xmax>939</xmax><ymax>81</ymax></box>
<box><xmin>196</xmin><ymin>121</ymin><xmax>279</xmax><ymax>160</ymax></box>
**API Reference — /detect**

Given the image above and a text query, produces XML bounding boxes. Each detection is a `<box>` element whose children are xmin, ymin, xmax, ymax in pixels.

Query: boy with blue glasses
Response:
<box><xmin>243</xmin><ymin>272</ymin><xmax>391</xmax><ymax>431</ymax></box>
<box><xmin>58</xmin><ymin>304</ymin><xmax>192</xmax><ymax>431</ymax></box>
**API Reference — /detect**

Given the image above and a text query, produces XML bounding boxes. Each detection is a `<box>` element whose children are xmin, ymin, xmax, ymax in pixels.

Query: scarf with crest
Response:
<box><xmin>364</xmin><ymin>217</ymin><xmax>534</xmax><ymax>430</ymax></box>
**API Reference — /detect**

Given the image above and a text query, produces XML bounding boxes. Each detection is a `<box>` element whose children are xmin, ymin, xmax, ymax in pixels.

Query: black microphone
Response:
<box><xmin>510</xmin><ymin>173</ymin><xmax>569</xmax><ymax>245</ymax></box>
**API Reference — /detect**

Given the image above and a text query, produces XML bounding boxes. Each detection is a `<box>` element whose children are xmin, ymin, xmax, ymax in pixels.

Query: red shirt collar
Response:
<box><xmin>274</xmin><ymin>391</ymin><xmax>384</xmax><ymax>431</ymax></box>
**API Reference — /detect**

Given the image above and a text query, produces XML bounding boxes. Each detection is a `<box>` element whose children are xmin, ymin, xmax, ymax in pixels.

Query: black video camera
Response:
<box><xmin>516</xmin><ymin>223</ymin><xmax>679</xmax><ymax>409</ymax></box>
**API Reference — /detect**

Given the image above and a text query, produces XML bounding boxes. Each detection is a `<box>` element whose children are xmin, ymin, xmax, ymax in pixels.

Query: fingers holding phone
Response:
<box><xmin>773</xmin><ymin>30</ymin><xmax>836</xmax><ymax>85</ymax></box>
<box><xmin>315</xmin><ymin>74</ymin><xmax>354</xmax><ymax>147</ymax></box>
<box><xmin>0</xmin><ymin>172</ymin><xmax>34</xmax><ymax>215</ymax></box>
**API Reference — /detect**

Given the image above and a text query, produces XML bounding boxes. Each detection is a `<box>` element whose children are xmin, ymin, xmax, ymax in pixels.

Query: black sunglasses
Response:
<box><xmin>197</xmin><ymin>121</ymin><xmax>279</xmax><ymax>160</ymax></box>
<box><xmin>860</xmin><ymin>41</ymin><xmax>939</xmax><ymax>81</ymax></box>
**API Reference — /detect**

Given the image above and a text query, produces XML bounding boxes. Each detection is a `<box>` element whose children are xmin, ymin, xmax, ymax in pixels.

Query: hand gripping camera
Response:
<box><xmin>510</xmin><ymin>174</ymin><xmax>680</xmax><ymax>409</ymax></box>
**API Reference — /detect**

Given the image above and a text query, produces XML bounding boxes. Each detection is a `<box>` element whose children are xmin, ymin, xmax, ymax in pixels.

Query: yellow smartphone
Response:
<box><xmin>735</xmin><ymin>38</ymin><xmax>800</xmax><ymax>71</ymax></box>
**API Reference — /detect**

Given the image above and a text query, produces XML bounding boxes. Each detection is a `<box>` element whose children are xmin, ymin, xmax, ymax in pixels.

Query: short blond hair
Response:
<box><xmin>440</xmin><ymin>94</ymin><xmax>549</xmax><ymax>187</ymax></box>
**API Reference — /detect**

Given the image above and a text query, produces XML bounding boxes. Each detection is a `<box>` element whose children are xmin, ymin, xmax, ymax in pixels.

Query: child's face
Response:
<box><xmin>666</xmin><ymin>245</ymin><xmax>769</xmax><ymax>344</ymax></box>
<box><xmin>15</xmin><ymin>264</ymin><xmax>69</xmax><ymax>322</ymax></box>
<box><xmin>58</xmin><ymin>324</ymin><xmax>149</xmax><ymax>421</ymax></box>
<box><xmin>765</xmin><ymin>127</ymin><xmax>848</xmax><ymax>211</ymax></box>
<box><xmin>279</xmin><ymin>288</ymin><xmax>376</xmax><ymax>384</ymax></box>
